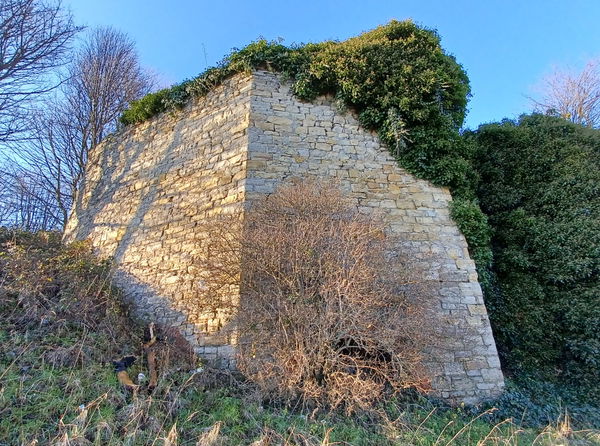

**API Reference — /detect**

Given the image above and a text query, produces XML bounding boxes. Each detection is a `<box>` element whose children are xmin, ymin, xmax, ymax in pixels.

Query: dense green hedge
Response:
<box><xmin>470</xmin><ymin>115</ymin><xmax>600</xmax><ymax>398</ymax></box>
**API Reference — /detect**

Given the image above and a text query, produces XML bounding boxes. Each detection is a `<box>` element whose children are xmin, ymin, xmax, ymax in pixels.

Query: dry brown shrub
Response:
<box><xmin>0</xmin><ymin>230</ymin><xmax>137</xmax><ymax>348</ymax></box>
<box><xmin>146</xmin><ymin>324</ymin><xmax>198</xmax><ymax>373</ymax></box>
<box><xmin>199</xmin><ymin>180</ymin><xmax>435</xmax><ymax>413</ymax></box>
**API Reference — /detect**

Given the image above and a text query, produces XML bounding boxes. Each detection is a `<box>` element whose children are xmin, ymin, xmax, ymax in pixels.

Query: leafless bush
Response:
<box><xmin>0</xmin><ymin>230</ymin><xmax>137</xmax><ymax>347</ymax></box>
<box><xmin>198</xmin><ymin>180</ymin><xmax>435</xmax><ymax>413</ymax></box>
<box><xmin>142</xmin><ymin>323</ymin><xmax>198</xmax><ymax>386</ymax></box>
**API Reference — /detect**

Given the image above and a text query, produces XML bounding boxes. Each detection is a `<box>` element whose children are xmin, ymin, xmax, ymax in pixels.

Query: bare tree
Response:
<box><xmin>64</xmin><ymin>26</ymin><xmax>155</xmax><ymax>151</ymax></box>
<box><xmin>2</xmin><ymin>108</ymin><xmax>79</xmax><ymax>228</ymax></box>
<box><xmin>531</xmin><ymin>59</ymin><xmax>600</xmax><ymax>128</ymax></box>
<box><xmin>0</xmin><ymin>0</ymin><xmax>81</xmax><ymax>143</ymax></box>
<box><xmin>0</xmin><ymin>163</ymin><xmax>64</xmax><ymax>230</ymax></box>
<box><xmin>1</xmin><ymin>26</ymin><xmax>154</xmax><ymax>230</ymax></box>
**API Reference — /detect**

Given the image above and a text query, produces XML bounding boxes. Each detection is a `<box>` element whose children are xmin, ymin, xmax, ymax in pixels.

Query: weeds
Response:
<box><xmin>1</xmin><ymin>230</ymin><xmax>598</xmax><ymax>445</ymax></box>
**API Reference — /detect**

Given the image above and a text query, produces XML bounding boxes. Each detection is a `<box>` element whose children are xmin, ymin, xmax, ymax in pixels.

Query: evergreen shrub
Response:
<box><xmin>470</xmin><ymin>114</ymin><xmax>600</xmax><ymax>398</ymax></box>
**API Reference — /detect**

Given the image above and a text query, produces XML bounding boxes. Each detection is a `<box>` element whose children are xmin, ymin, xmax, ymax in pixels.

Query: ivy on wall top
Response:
<box><xmin>120</xmin><ymin>20</ymin><xmax>491</xmax><ymax>275</ymax></box>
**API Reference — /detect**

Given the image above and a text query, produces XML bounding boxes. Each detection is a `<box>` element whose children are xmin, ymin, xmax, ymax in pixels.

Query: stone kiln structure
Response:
<box><xmin>64</xmin><ymin>71</ymin><xmax>504</xmax><ymax>404</ymax></box>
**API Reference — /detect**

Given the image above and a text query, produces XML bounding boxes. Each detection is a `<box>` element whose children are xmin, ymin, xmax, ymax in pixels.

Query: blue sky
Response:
<box><xmin>64</xmin><ymin>0</ymin><xmax>600</xmax><ymax>129</ymax></box>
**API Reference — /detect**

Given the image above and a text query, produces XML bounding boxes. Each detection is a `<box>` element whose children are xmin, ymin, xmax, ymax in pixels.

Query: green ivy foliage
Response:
<box><xmin>120</xmin><ymin>20</ymin><xmax>492</xmax><ymax>277</ymax></box>
<box><xmin>450</xmin><ymin>198</ymin><xmax>493</xmax><ymax>270</ymax></box>
<box><xmin>119</xmin><ymin>39</ymin><xmax>305</xmax><ymax>126</ymax></box>
<box><xmin>470</xmin><ymin>114</ymin><xmax>600</xmax><ymax>398</ymax></box>
<box><xmin>121</xmin><ymin>21</ymin><xmax>470</xmax><ymax>134</ymax></box>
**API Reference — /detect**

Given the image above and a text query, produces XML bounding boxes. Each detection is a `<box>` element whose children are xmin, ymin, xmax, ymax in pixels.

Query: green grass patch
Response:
<box><xmin>1</xmin><ymin>228</ymin><xmax>598</xmax><ymax>445</ymax></box>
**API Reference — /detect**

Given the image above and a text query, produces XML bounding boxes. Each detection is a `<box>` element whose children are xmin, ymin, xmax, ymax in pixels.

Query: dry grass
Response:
<box><xmin>1</xmin><ymin>225</ymin><xmax>597</xmax><ymax>445</ymax></box>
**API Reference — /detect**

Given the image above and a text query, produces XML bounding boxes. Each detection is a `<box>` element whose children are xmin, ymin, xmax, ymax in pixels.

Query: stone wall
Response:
<box><xmin>65</xmin><ymin>70</ymin><xmax>504</xmax><ymax>403</ymax></box>
<box><xmin>245</xmin><ymin>71</ymin><xmax>504</xmax><ymax>403</ymax></box>
<box><xmin>64</xmin><ymin>74</ymin><xmax>253</xmax><ymax>367</ymax></box>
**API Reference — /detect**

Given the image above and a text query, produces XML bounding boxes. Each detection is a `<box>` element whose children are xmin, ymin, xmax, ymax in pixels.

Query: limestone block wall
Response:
<box><xmin>64</xmin><ymin>74</ymin><xmax>253</xmax><ymax>367</ymax></box>
<box><xmin>245</xmin><ymin>71</ymin><xmax>504</xmax><ymax>403</ymax></box>
<box><xmin>65</xmin><ymin>70</ymin><xmax>504</xmax><ymax>403</ymax></box>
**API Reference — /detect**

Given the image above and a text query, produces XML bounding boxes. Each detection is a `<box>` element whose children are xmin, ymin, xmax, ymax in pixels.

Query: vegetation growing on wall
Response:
<box><xmin>470</xmin><ymin>114</ymin><xmax>600</xmax><ymax>399</ymax></box>
<box><xmin>119</xmin><ymin>20</ymin><xmax>600</xmax><ymax>402</ymax></box>
<box><xmin>120</xmin><ymin>19</ymin><xmax>492</xmax><ymax>276</ymax></box>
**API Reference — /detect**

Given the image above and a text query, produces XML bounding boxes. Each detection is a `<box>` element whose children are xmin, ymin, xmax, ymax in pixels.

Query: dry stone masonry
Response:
<box><xmin>64</xmin><ymin>70</ymin><xmax>504</xmax><ymax>404</ymax></box>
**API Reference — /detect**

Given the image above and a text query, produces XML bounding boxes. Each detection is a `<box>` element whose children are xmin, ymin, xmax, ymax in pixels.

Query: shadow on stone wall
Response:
<box><xmin>113</xmin><ymin>268</ymin><xmax>238</xmax><ymax>369</ymax></box>
<box><xmin>70</xmin><ymin>120</ymin><xmax>183</xmax><ymax>259</ymax></box>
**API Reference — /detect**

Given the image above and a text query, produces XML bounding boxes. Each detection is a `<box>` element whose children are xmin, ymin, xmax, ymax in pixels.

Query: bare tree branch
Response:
<box><xmin>531</xmin><ymin>59</ymin><xmax>600</xmax><ymax>128</ymax></box>
<box><xmin>0</xmin><ymin>162</ymin><xmax>64</xmax><ymax>230</ymax></box>
<box><xmin>65</xmin><ymin>26</ymin><xmax>155</xmax><ymax>151</ymax></box>
<box><xmin>1</xmin><ymin>26</ymin><xmax>154</xmax><ymax>230</ymax></box>
<box><xmin>0</xmin><ymin>0</ymin><xmax>81</xmax><ymax>143</ymax></box>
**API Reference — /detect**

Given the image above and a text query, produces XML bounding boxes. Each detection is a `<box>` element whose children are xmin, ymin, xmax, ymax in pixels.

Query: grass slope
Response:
<box><xmin>0</xmin><ymin>231</ymin><xmax>598</xmax><ymax>445</ymax></box>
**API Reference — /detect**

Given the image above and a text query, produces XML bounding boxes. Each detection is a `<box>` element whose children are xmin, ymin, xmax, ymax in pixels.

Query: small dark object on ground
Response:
<box><xmin>113</xmin><ymin>355</ymin><xmax>138</xmax><ymax>390</ymax></box>
<box><xmin>113</xmin><ymin>355</ymin><xmax>136</xmax><ymax>372</ymax></box>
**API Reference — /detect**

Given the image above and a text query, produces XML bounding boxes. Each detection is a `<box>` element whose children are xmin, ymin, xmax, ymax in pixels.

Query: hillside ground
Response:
<box><xmin>0</xmin><ymin>231</ymin><xmax>598</xmax><ymax>445</ymax></box>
